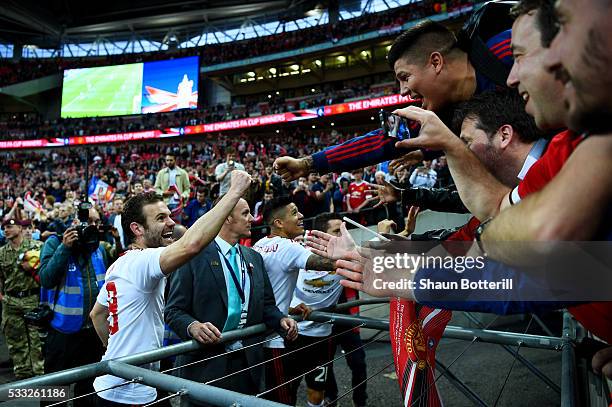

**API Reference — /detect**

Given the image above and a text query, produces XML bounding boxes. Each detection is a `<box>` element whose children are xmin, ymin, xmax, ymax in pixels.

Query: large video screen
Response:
<box><xmin>61</xmin><ymin>56</ymin><xmax>199</xmax><ymax>118</ymax></box>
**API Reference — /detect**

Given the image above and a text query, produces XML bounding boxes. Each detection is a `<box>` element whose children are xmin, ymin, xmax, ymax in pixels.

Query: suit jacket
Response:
<box><xmin>165</xmin><ymin>243</ymin><xmax>284</xmax><ymax>388</ymax></box>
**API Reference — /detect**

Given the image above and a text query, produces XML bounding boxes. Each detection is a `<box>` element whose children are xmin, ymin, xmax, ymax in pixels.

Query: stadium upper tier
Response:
<box><xmin>0</xmin><ymin>90</ymin><xmax>417</xmax><ymax>149</ymax></box>
<box><xmin>0</xmin><ymin>0</ymin><xmax>477</xmax><ymax>86</ymax></box>
<box><xmin>1</xmin><ymin>74</ymin><xmax>400</xmax><ymax>141</ymax></box>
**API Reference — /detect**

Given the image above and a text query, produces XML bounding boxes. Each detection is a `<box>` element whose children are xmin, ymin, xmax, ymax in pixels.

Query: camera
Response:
<box><xmin>228</xmin><ymin>160</ymin><xmax>235</xmax><ymax>167</ymax></box>
<box><xmin>74</xmin><ymin>201</ymin><xmax>101</xmax><ymax>252</ymax></box>
<box><xmin>23</xmin><ymin>305</ymin><xmax>53</xmax><ymax>328</ymax></box>
<box><xmin>99</xmin><ymin>224</ymin><xmax>113</xmax><ymax>233</ymax></box>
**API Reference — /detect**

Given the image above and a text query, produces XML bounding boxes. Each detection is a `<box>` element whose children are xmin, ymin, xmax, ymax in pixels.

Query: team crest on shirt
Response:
<box><xmin>405</xmin><ymin>319</ymin><xmax>427</xmax><ymax>370</ymax></box>
<box><xmin>304</xmin><ymin>277</ymin><xmax>333</xmax><ymax>288</ymax></box>
<box><xmin>304</xmin><ymin>270</ymin><xmax>337</xmax><ymax>288</ymax></box>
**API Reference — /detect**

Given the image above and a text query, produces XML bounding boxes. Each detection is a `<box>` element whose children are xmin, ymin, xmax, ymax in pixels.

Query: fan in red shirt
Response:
<box><xmin>347</xmin><ymin>169</ymin><xmax>371</xmax><ymax>214</ymax></box>
<box><xmin>509</xmin><ymin>130</ymin><xmax>585</xmax><ymax>204</ymax></box>
<box><xmin>508</xmin><ymin>131</ymin><xmax>612</xmax><ymax>344</ymax></box>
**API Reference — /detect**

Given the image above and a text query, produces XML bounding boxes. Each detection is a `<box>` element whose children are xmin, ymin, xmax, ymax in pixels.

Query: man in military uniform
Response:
<box><xmin>0</xmin><ymin>218</ymin><xmax>44</xmax><ymax>379</ymax></box>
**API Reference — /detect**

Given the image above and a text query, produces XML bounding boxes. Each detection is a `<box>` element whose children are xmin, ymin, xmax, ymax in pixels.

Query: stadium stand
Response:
<box><xmin>0</xmin><ymin>0</ymin><xmax>610</xmax><ymax>406</ymax></box>
<box><xmin>0</xmin><ymin>75</ymin><xmax>398</xmax><ymax>141</ymax></box>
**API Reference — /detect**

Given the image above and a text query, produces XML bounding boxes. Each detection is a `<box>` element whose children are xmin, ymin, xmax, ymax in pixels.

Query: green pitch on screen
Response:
<box><xmin>61</xmin><ymin>63</ymin><xmax>144</xmax><ymax>118</ymax></box>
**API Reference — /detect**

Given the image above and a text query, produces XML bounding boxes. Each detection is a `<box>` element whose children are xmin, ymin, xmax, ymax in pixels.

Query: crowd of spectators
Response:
<box><xmin>0</xmin><ymin>0</ymin><xmax>610</xmax><ymax>400</ymax></box>
<box><xmin>0</xmin><ymin>0</ymin><xmax>475</xmax><ymax>86</ymax></box>
<box><xmin>0</xmin><ymin>129</ymin><xmax>452</xmax><ymax>244</ymax></box>
<box><xmin>0</xmin><ymin>74</ymin><xmax>398</xmax><ymax>142</ymax></box>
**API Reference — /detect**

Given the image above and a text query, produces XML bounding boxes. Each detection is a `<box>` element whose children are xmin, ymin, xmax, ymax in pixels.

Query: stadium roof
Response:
<box><xmin>0</xmin><ymin>0</ymin><xmax>350</xmax><ymax>48</ymax></box>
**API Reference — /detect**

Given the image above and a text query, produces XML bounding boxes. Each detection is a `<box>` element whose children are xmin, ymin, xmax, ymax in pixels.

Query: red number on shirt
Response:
<box><xmin>107</xmin><ymin>281</ymin><xmax>119</xmax><ymax>335</ymax></box>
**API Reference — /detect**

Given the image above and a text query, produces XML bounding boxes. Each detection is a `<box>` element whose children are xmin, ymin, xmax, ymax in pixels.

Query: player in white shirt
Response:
<box><xmin>252</xmin><ymin>196</ymin><xmax>339</xmax><ymax>406</ymax></box>
<box><xmin>288</xmin><ymin>213</ymin><xmax>345</xmax><ymax>407</ymax></box>
<box><xmin>89</xmin><ymin>171</ymin><xmax>252</xmax><ymax>406</ymax></box>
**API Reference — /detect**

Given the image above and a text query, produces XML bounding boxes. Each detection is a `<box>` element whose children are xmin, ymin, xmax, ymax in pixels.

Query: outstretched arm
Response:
<box><xmin>305</xmin><ymin>253</ymin><xmax>337</xmax><ymax>271</ymax></box>
<box><xmin>159</xmin><ymin>171</ymin><xmax>252</xmax><ymax>274</ymax></box>
<box><xmin>368</xmin><ymin>181</ymin><xmax>468</xmax><ymax>214</ymax></box>
<box><xmin>482</xmin><ymin>135</ymin><xmax>612</xmax><ymax>255</ymax></box>
<box><xmin>274</xmin><ymin>128</ymin><xmax>410</xmax><ymax>181</ymax></box>
<box><xmin>307</xmin><ymin>222</ymin><xmax>356</xmax><ymax>260</ymax></box>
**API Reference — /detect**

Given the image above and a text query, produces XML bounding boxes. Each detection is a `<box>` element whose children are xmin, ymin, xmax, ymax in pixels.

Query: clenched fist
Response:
<box><xmin>229</xmin><ymin>170</ymin><xmax>253</xmax><ymax>196</ymax></box>
<box><xmin>273</xmin><ymin>156</ymin><xmax>311</xmax><ymax>182</ymax></box>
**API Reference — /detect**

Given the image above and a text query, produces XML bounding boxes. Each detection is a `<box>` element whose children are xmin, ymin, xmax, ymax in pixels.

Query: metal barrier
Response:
<box><xmin>561</xmin><ymin>311</ymin><xmax>578</xmax><ymax>407</ymax></box>
<box><xmin>0</xmin><ymin>301</ymin><xmax>589</xmax><ymax>407</ymax></box>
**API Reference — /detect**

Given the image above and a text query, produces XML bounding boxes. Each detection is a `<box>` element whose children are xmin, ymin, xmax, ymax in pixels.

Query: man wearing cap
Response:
<box><xmin>0</xmin><ymin>218</ymin><xmax>44</xmax><ymax>379</ymax></box>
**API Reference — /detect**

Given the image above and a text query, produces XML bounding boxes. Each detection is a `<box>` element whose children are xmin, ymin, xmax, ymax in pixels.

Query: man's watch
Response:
<box><xmin>474</xmin><ymin>217</ymin><xmax>493</xmax><ymax>254</ymax></box>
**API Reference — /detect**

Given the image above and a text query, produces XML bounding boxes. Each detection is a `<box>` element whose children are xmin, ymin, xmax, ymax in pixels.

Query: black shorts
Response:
<box><xmin>286</xmin><ymin>334</ymin><xmax>335</xmax><ymax>391</ymax></box>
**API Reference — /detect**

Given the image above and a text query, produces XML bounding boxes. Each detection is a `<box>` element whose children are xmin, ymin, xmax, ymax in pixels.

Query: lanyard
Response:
<box><xmin>214</xmin><ymin>242</ymin><xmax>247</xmax><ymax>304</ymax></box>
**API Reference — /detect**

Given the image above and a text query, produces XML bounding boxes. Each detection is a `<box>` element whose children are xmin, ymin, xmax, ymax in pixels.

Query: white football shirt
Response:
<box><xmin>93</xmin><ymin>247</ymin><xmax>166</xmax><ymax>405</ymax></box>
<box><xmin>291</xmin><ymin>268</ymin><xmax>343</xmax><ymax>337</ymax></box>
<box><xmin>253</xmin><ymin>235</ymin><xmax>311</xmax><ymax>348</ymax></box>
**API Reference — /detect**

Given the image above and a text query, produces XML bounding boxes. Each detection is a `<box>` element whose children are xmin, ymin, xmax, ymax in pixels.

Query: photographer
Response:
<box><xmin>0</xmin><ymin>218</ymin><xmax>44</xmax><ymax>379</ymax></box>
<box><xmin>215</xmin><ymin>147</ymin><xmax>245</xmax><ymax>195</ymax></box>
<box><xmin>292</xmin><ymin>176</ymin><xmax>311</xmax><ymax>216</ymax></box>
<box><xmin>38</xmin><ymin>204</ymin><xmax>119</xmax><ymax>406</ymax></box>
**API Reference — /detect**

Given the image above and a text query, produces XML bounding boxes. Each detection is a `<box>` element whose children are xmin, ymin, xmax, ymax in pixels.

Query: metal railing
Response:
<box><xmin>0</xmin><ymin>301</ymin><xmax>584</xmax><ymax>407</ymax></box>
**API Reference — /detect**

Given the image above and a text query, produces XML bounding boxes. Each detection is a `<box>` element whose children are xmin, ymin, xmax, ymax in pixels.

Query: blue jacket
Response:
<box><xmin>39</xmin><ymin>236</ymin><xmax>112</xmax><ymax>333</ymax></box>
<box><xmin>183</xmin><ymin>198</ymin><xmax>212</xmax><ymax>227</ymax></box>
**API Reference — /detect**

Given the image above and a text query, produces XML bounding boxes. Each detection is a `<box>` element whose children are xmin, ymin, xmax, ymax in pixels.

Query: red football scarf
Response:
<box><xmin>390</xmin><ymin>298</ymin><xmax>452</xmax><ymax>407</ymax></box>
<box><xmin>166</xmin><ymin>185</ymin><xmax>184</xmax><ymax>221</ymax></box>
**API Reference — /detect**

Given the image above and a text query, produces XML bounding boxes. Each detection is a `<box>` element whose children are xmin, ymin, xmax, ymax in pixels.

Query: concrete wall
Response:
<box><xmin>203</xmin><ymin>78</ymin><xmax>232</xmax><ymax>106</ymax></box>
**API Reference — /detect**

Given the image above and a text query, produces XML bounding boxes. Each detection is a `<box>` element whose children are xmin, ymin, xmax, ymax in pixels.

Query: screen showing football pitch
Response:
<box><xmin>60</xmin><ymin>56</ymin><xmax>199</xmax><ymax>118</ymax></box>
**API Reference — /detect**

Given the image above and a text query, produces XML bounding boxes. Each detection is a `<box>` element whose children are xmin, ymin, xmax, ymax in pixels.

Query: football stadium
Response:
<box><xmin>0</xmin><ymin>0</ymin><xmax>610</xmax><ymax>406</ymax></box>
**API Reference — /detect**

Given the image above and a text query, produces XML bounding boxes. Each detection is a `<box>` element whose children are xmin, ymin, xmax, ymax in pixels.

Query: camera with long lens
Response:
<box><xmin>74</xmin><ymin>202</ymin><xmax>100</xmax><ymax>252</ymax></box>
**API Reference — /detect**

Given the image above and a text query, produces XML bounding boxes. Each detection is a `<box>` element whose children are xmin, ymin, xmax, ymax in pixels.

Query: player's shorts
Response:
<box><xmin>286</xmin><ymin>334</ymin><xmax>335</xmax><ymax>391</ymax></box>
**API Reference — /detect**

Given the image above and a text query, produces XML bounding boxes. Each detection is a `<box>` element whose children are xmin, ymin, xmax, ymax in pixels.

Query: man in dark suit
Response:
<box><xmin>165</xmin><ymin>197</ymin><xmax>298</xmax><ymax>405</ymax></box>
